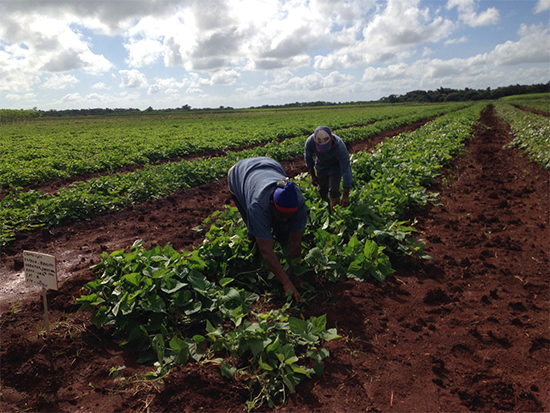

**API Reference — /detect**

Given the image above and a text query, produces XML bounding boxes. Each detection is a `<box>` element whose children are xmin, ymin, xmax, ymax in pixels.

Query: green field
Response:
<box><xmin>1</xmin><ymin>103</ymin><xmax>464</xmax><ymax>189</ymax></box>
<box><xmin>2</xmin><ymin>99</ymin><xmax>549</xmax><ymax>409</ymax></box>
<box><xmin>1</xmin><ymin>102</ymin><xmax>470</xmax><ymax>245</ymax></box>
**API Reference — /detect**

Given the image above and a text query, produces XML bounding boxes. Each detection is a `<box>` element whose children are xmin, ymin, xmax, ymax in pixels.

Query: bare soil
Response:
<box><xmin>1</xmin><ymin>106</ymin><xmax>548</xmax><ymax>412</ymax></box>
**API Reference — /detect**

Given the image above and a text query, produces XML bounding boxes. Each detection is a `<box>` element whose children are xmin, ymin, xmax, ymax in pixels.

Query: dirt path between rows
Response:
<box><xmin>1</xmin><ymin>106</ymin><xmax>548</xmax><ymax>412</ymax></box>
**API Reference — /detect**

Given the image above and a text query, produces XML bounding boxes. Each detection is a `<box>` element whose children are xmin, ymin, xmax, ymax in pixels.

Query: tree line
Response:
<box><xmin>377</xmin><ymin>82</ymin><xmax>549</xmax><ymax>104</ymax></box>
<box><xmin>2</xmin><ymin>82</ymin><xmax>548</xmax><ymax>122</ymax></box>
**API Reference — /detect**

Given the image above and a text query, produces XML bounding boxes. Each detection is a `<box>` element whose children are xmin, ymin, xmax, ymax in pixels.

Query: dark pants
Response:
<box><xmin>318</xmin><ymin>173</ymin><xmax>342</xmax><ymax>199</ymax></box>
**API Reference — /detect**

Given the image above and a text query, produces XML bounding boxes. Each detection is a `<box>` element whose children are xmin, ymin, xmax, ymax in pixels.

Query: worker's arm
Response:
<box><xmin>307</xmin><ymin>167</ymin><xmax>318</xmax><ymax>186</ymax></box>
<box><xmin>341</xmin><ymin>187</ymin><xmax>350</xmax><ymax>207</ymax></box>
<box><xmin>256</xmin><ymin>237</ymin><xmax>300</xmax><ymax>301</ymax></box>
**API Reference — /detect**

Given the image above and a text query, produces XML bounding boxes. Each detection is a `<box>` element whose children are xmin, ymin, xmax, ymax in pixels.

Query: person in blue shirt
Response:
<box><xmin>305</xmin><ymin>126</ymin><xmax>353</xmax><ymax>210</ymax></box>
<box><xmin>228</xmin><ymin>157</ymin><xmax>307</xmax><ymax>301</ymax></box>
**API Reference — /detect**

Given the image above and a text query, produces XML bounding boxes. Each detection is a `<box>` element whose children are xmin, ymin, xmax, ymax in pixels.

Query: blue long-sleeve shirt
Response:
<box><xmin>304</xmin><ymin>134</ymin><xmax>353</xmax><ymax>188</ymax></box>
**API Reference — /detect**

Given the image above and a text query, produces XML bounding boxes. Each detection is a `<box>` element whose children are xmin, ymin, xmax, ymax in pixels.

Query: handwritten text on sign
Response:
<box><xmin>23</xmin><ymin>251</ymin><xmax>58</xmax><ymax>291</ymax></box>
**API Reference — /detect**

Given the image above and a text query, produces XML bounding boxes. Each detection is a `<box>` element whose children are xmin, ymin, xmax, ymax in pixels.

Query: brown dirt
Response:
<box><xmin>1</xmin><ymin>106</ymin><xmax>548</xmax><ymax>412</ymax></box>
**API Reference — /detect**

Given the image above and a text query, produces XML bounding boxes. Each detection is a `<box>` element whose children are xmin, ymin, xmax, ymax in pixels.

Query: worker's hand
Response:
<box><xmin>341</xmin><ymin>194</ymin><xmax>350</xmax><ymax>207</ymax></box>
<box><xmin>311</xmin><ymin>175</ymin><xmax>318</xmax><ymax>186</ymax></box>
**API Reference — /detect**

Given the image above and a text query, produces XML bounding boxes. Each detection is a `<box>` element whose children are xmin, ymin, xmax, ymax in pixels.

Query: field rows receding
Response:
<box><xmin>0</xmin><ymin>103</ymin><xmax>471</xmax><ymax>309</ymax></box>
<box><xmin>1</xmin><ymin>103</ymin><xmax>467</xmax><ymax>191</ymax></box>
<box><xmin>4</xmin><ymin>103</ymin><xmax>487</xmax><ymax>411</ymax></box>
<box><xmin>1</xmin><ymin>103</ymin><xmax>468</xmax><ymax>247</ymax></box>
<box><xmin>0</xmin><ymin>100</ymin><xmax>548</xmax><ymax>413</ymax></box>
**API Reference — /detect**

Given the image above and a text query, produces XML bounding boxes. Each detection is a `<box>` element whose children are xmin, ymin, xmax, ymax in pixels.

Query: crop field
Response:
<box><xmin>1</xmin><ymin>98</ymin><xmax>549</xmax><ymax>412</ymax></box>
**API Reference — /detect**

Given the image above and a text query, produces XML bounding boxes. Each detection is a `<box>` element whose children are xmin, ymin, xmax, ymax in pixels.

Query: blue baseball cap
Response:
<box><xmin>273</xmin><ymin>181</ymin><xmax>299</xmax><ymax>213</ymax></box>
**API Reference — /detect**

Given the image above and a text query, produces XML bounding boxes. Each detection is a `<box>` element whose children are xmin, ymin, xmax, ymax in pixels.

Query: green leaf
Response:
<box><xmin>141</xmin><ymin>294</ymin><xmax>166</xmax><ymax>313</ymax></box>
<box><xmin>291</xmin><ymin>364</ymin><xmax>311</xmax><ymax>378</ymax></box>
<box><xmin>221</xmin><ymin>362</ymin><xmax>237</xmax><ymax>379</ymax></box>
<box><xmin>169</xmin><ymin>337</ymin><xmax>189</xmax><ymax>365</ymax></box>
<box><xmin>258</xmin><ymin>357</ymin><xmax>274</xmax><ymax>372</ymax></box>
<box><xmin>122</xmin><ymin>324</ymin><xmax>148</xmax><ymax>347</ymax></box>
<box><xmin>152</xmin><ymin>334</ymin><xmax>165</xmax><ymax>365</ymax></box>
<box><xmin>363</xmin><ymin>239</ymin><xmax>379</xmax><ymax>258</ymax></box>
<box><xmin>161</xmin><ymin>279</ymin><xmax>187</xmax><ymax>294</ymax></box>
<box><xmin>169</xmin><ymin>336</ymin><xmax>185</xmax><ymax>350</ymax></box>
<box><xmin>249</xmin><ymin>338</ymin><xmax>265</xmax><ymax>357</ymax></box>
<box><xmin>121</xmin><ymin>272</ymin><xmax>141</xmax><ymax>287</ymax></box>
<box><xmin>282</xmin><ymin>375</ymin><xmax>296</xmax><ymax>394</ymax></box>
<box><xmin>188</xmin><ymin>339</ymin><xmax>206</xmax><ymax>362</ymax></box>
<box><xmin>279</xmin><ymin>344</ymin><xmax>298</xmax><ymax>365</ymax></box>
<box><xmin>219</xmin><ymin>277</ymin><xmax>233</xmax><ymax>287</ymax></box>
<box><xmin>266</xmin><ymin>336</ymin><xmax>280</xmax><ymax>353</ymax></box>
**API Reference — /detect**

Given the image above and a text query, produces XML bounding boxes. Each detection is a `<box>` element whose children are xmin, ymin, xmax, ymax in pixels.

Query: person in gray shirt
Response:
<box><xmin>228</xmin><ymin>157</ymin><xmax>307</xmax><ymax>301</ymax></box>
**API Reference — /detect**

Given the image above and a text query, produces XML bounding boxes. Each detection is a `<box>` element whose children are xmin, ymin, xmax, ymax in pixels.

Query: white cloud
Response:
<box><xmin>121</xmin><ymin>0</ymin><xmax>368</xmax><ymax>73</ymax></box>
<box><xmin>267</xmin><ymin>71</ymin><xmax>353</xmax><ymax>95</ymax></box>
<box><xmin>92</xmin><ymin>82</ymin><xmax>110</xmax><ymax>90</ymax></box>
<box><xmin>125</xmin><ymin>38</ymin><xmax>163</xmax><ymax>67</ymax></box>
<box><xmin>446</xmin><ymin>0</ymin><xmax>499</xmax><ymax>27</ymax></box>
<box><xmin>250</xmin><ymin>54</ymin><xmax>311</xmax><ymax>71</ymax></box>
<box><xmin>61</xmin><ymin>93</ymin><xmax>82</xmax><ymax>102</ymax></box>
<box><xmin>0</xmin><ymin>62</ymin><xmax>41</xmax><ymax>92</ymax></box>
<box><xmin>148</xmin><ymin>84</ymin><xmax>162</xmax><ymax>95</ymax></box>
<box><xmin>119</xmin><ymin>69</ymin><xmax>149</xmax><ymax>88</ymax></box>
<box><xmin>422</xmin><ymin>47</ymin><xmax>434</xmax><ymax>57</ymax></box>
<box><xmin>43</xmin><ymin>74</ymin><xmax>80</xmax><ymax>89</ymax></box>
<box><xmin>534</xmin><ymin>0</ymin><xmax>550</xmax><ymax>13</ymax></box>
<box><xmin>186</xmin><ymin>86</ymin><xmax>207</xmax><ymax>97</ymax></box>
<box><xmin>147</xmin><ymin>77</ymin><xmax>188</xmax><ymax>94</ymax></box>
<box><xmin>314</xmin><ymin>0</ymin><xmax>455</xmax><ymax>70</ymax></box>
<box><xmin>491</xmin><ymin>24</ymin><xmax>550</xmax><ymax>66</ymax></box>
<box><xmin>362</xmin><ymin>22</ymin><xmax>549</xmax><ymax>91</ymax></box>
<box><xmin>445</xmin><ymin>36</ymin><xmax>468</xmax><ymax>46</ymax></box>
<box><xmin>363</xmin><ymin>63</ymin><xmax>411</xmax><ymax>82</ymax></box>
<box><xmin>1</xmin><ymin>14</ymin><xmax>112</xmax><ymax>73</ymax></box>
<box><xmin>86</xmin><ymin>93</ymin><xmax>109</xmax><ymax>103</ymax></box>
<box><xmin>210</xmin><ymin>70</ymin><xmax>241</xmax><ymax>85</ymax></box>
<box><xmin>0</xmin><ymin>10</ymin><xmax>112</xmax><ymax>93</ymax></box>
<box><xmin>123</xmin><ymin>4</ymin><xmax>246</xmax><ymax>71</ymax></box>
<box><xmin>0</xmin><ymin>0</ymin><xmax>547</xmax><ymax>110</ymax></box>
<box><xmin>1</xmin><ymin>0</ymin><xmax>180</xmax><ymax>37</ymax></box>
<box><xmin>5</xmin><ymin>93</ymin><xmax>35</xmax><ymax>102</ymax></box>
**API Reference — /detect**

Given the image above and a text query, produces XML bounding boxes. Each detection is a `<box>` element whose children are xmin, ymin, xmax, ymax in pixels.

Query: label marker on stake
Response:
<box><xmin>23</xmin><ymin>251</ymin><xmax>58</xmax><ymax>339</ymax></box>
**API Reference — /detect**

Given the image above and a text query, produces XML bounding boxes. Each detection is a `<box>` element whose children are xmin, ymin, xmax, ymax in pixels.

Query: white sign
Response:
<box><xmin>23</xmin><ymin>251</ymin><xmax>58</xmax><ymax>291</ymax></box>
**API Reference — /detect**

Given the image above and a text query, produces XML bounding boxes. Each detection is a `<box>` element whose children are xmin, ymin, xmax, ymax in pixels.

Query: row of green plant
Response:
<box><xmin>494</xmin><ymin>102</ymin><xmax>550</xmax><ymax>169</ymax></box>
<box><xmin>0</xmin><ymin>104</ymin><xmax>467</xmax><ymax>247</ymax></box>
<box><xmin>77</xmin><ymin>103</ymin><xmax>484</xmax><ymax>410</ymax></box>
<box><xmin>499</xmin><ymin>93</ymin><xmax>550</xmax><ymax>114</ymax></box>
<box><xmin>1</xmin><ymin>103</ymin><xmax>462</xmax><ymax>189</ymax></box>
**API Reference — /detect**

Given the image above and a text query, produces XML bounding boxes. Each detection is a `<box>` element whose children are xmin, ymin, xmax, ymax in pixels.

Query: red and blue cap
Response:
<box><xmin>273</xmin><ymin>181</ymin><xmax>299</xmax><ymax>213</ymax></box>
<box><xmin>314</xmin><ymin>126</ymin><xmax>333</xmax><ymax>152</ymax></box>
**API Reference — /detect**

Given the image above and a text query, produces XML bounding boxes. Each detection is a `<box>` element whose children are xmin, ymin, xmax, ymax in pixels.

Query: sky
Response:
<box><xmin>1</xmin><ymin>0</ymin><xmax>549</xmax><ymax>111</ymax></box>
